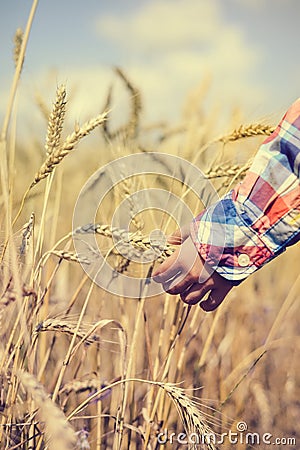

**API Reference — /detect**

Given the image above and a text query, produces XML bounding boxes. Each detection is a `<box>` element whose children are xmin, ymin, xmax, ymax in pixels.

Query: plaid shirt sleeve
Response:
<box><xmin>191</xmin><ymin>98</ymin><xmax>300</xmax><ymax>282</ymax></box>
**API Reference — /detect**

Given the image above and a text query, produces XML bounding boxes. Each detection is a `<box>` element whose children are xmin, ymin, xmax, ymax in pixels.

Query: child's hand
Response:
<box><xmin>152</xmin><ymin>228</ymin><xmax>233</xmax><ymax>311</ymax></box>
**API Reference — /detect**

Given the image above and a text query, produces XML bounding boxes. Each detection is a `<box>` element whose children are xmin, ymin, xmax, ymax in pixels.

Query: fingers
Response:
<box><xmin>179</xmin><ymin>270</ymin><xmax>233</xmax><ymax>309</ymax></box>
<box><xmin>155</xmin><ymin>261</ymin><xmax>233</xmax><ymax>312</ymax></box>
<box><xmin>167</xmin><ymin>229</ymin><xmax>183</xmax><ymax>245</ymax></box>
<box><xmin>153</xmin><ymin>231</ymin><xmax>234</xmax><ymax>313</ymax></box>
<box><xmin>162</xmin><ymin>272</ymin><xmax>194</xmax><ymax>295</ymax></box>
<box><xmin>162</xmin><ymin>259</ymin><xmax>209</xmax><ymax>294</ymax></box>
<box><xmin>153</xmin><ymin>237</ymin><xmax>200</xmax><ymax>290</ymax></box>
<box><xmin>152</xmin><ymin>248</ymin><xmax>181</xmax><ymax>283</ymax></box>
<box><xmin>180</xmin><ymin>282</ymin><xmax>212</xmax><ymax>305</ymax></box>
<box><xmin>199</xmin><ymin>283</ymin><xmax>232</xmax><ymax>311</ymax></box>
<box><xmin>167</xmin><ymin>223</ymin><xmax>190</xmax><ymax>245</ymax></box>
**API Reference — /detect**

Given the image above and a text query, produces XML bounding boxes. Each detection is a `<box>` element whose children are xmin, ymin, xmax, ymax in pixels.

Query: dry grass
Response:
<box><xmin>0</xmin><ymin>9</ymin><xmax>299</xmax><ymax>450</ymax></box>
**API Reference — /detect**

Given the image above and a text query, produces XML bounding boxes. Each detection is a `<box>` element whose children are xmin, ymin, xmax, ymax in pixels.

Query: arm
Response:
<box><xmin>153</xmin><ymin>99</ymin><xmax>300</xmax><ymax>310</ymax></box>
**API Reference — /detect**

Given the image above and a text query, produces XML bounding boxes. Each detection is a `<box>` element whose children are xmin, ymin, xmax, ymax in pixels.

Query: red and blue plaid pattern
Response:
<box><xmin>191</xmin><ymin>98</ymin><xmax>300</xmax><ymax>281</ymax></box>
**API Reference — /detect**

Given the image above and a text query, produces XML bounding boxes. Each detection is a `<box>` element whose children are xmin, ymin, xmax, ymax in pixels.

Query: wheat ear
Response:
<box><xmin>13</xmin><ymin>28</ymin><xmax>23</xmax><ymax>68</ymax></box>
<box><xmin>74</xmin><ymin>223</ymin><xmax>174</xmax><ymax>260</ymax></box>
<box><xmin>18</xmin><ymin>371</ymin><xmax>76</xmax><ymax>450</ymax></box>
<box><xmin>160</xmin><ymin>383</ymin><xmax>217</xmax><ymax>450</ymax></box>
<box><xmin>33</xmin><ymin>318</ymin><xmax>100</xmax><ymax>344</ymax></box>
<box><xmin>76</xmin><ymin>429</ymin><xmax>91</xmax><ymax>450</ymax></box>
<box><xmin>205</xmin><ymin>160</ymin><xmax>252</xmax><ymax>180</ymax></box>
<box><xmin>220</xmin><ymin>123</ymin><xmax>275</xmax><ymax>143</ymax></box>
<box><xmin>68</xmin><ymin>378</ymin><xmax>217</xmax><ymax>450</ymax></box>
<box><xmin>192</xmin><ymin>121</ymin><xmax>275</xmax><ymax>167</ymax></box>
<box><xmin>103</xmin><ymin>67</ymin><xmax>141</xmax><ymax>140</ymax></box>
<box><xmin>35</xmin><ymin>91</ymin><xmax>51</xmax><ymax>121</ymax></box>
<box><xmin>31</xmin><ymin>111</ymin><xmax>107</xmax><ymax>188</ymax></box>
<box><xmin>114</xmin><ymin>66</ymin><xmax>142</xmax><ymax>139</ymax></box>
<box><xmin>20</xmin><ymin>212</ymin><xmax>35</xmax><ymax>255</ymax></box>
<box><xmin>61</xmin><ymin>378</ymin><xmax>101</xmax><ymax>395</ymax></box>
<box><xmin>50</xmin><ymin>250</ymin><xmax>91</xmax><ymax>265</ymax></box>
<box><xmin>45</xmin><ymin>84</ymin><xmax>67</xmax><ymax>157</ymax></box>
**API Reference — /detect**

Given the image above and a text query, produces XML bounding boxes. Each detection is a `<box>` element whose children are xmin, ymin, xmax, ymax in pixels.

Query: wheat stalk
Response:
<box><xmin>1</xmin><ymin>0</ymin><xmax>39</xmax><ymax>144</ymax></box>
<box><xmin>18</xmin><ymin>371</ymin><xmax>76</xmax><ymax>450</ymax></box>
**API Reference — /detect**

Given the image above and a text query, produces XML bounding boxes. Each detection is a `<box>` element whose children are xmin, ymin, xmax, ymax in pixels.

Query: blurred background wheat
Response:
<box><xmin>0</xmin><ymin>1</ymin><xmax>299</xmax><ymax>449</ymax></box>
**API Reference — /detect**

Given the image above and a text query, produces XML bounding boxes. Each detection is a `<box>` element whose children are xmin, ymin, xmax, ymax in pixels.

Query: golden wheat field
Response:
<box><xmin>0</xmin><ymin>3</ymin><xmax>299</xmax><ymax>450</ymax></box>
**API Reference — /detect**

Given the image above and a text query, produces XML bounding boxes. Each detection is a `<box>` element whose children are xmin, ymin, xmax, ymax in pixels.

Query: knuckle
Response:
<box><xmin>180</xmin><ymin>292</ymin><xmax>190</xmax><ymax>304</ymax></box>
<box><xmin>180</xmin><ymin>292</ymin><xmax>199</xmax><ymax>305</ymax></box>
<box><xmin>163</xmin><ymin>282</ymin><xmax>178</xmax><ymax>294</ymax></box>
<box><xmin>166</xmin><ymin>287</ymin><xmax>177</xmax><ymax>295</ymax></box>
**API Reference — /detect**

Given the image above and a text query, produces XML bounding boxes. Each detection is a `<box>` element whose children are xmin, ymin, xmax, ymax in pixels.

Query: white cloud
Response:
<box><xmin>231</xmin><ymin>0</ymin><xmax>294</xmax><ymax>9</ymax></box>
<box><xmin>93</xmin><ymin>0</ymin><xmax>266</xmax><ymax>122</ymax></box>
<box><xmin>0</xmin><ymin>0</ymin><xmax>268</xmax><ymax>143</ymax></box>
<box><xmin>97</xmin><ymin>1</ymin><xmax>220</xmax><ymax>51</ymax></box>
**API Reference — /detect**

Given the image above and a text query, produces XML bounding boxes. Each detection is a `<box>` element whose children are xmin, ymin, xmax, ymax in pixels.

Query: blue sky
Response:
<box><xmin>1</xmin><ymin>0</ymin><xmax>299</xmax><ymax>139</ymax></box>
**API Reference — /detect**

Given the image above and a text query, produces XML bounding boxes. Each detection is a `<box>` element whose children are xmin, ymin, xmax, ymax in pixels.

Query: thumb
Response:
<box><xmin>167</xmin><ymin>223</ymin><xmax>191</xmax><ymax>245</ymax></box>
<box><xmin>199</xmin><ymin>284</ymin><xmax>232</xmax><ymax>312</ymax></box>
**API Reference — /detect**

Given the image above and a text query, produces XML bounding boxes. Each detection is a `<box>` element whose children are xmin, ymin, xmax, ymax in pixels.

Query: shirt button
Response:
<box><xmin>237</xmin><ymin>253</ymin><xmax>250</xmax><ymax>267</ymax></box>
